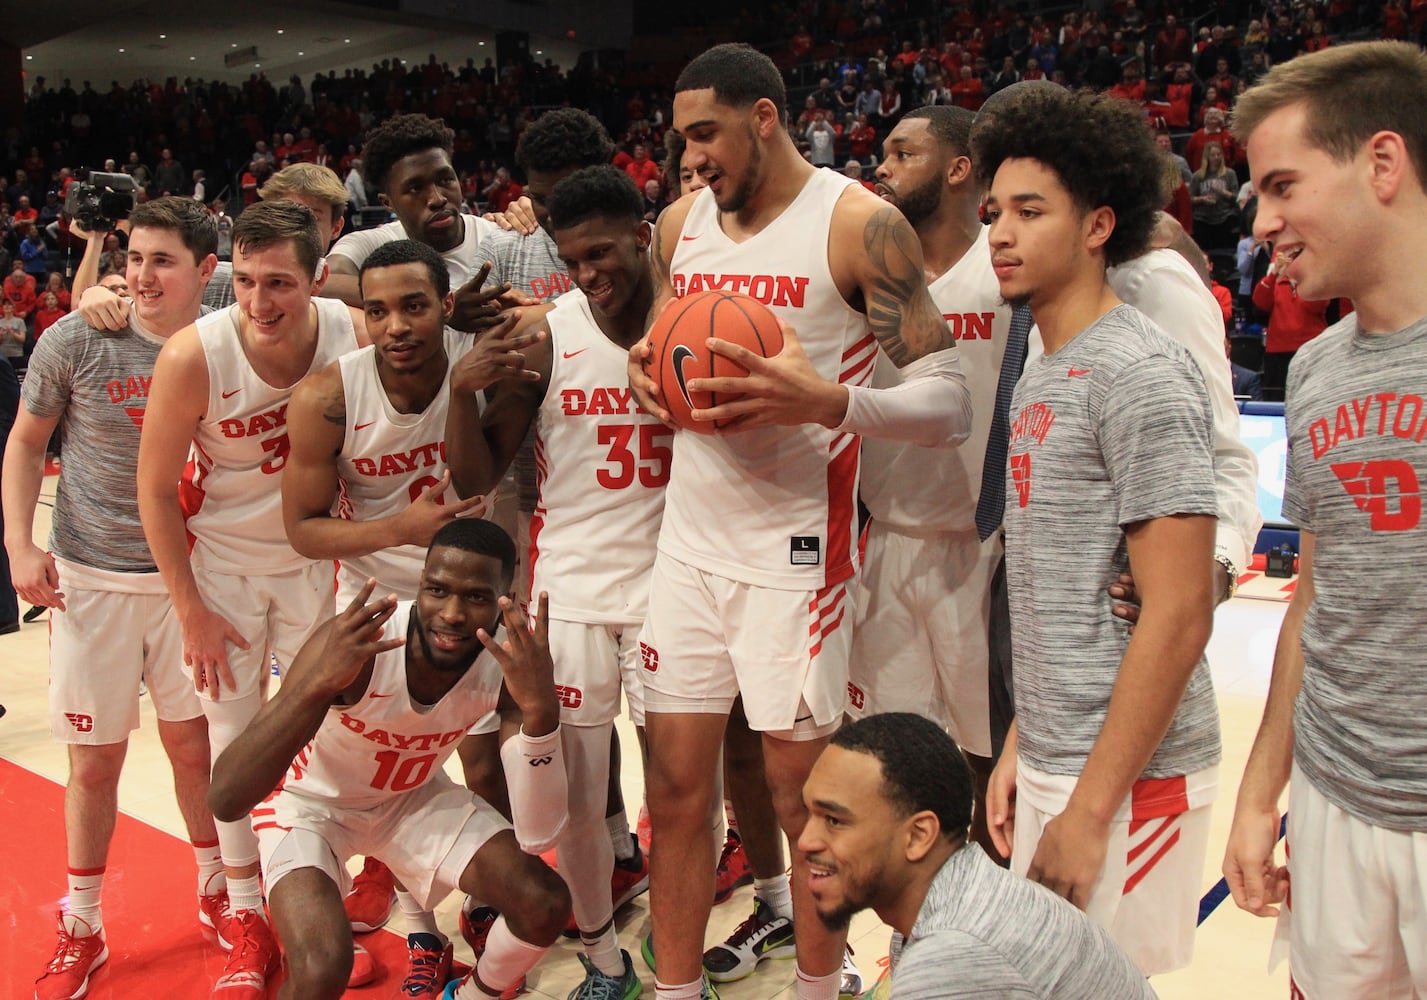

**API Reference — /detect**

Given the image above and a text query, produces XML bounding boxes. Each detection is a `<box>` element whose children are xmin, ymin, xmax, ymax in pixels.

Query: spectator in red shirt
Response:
<box><xmin>846</xmin><ymin>113</ymin><xmax>876</xmax><ymax>161</ymax></box>
<box><xmin>43</xmin><ymin>272</ymin><xmax>70</xmax><ymax>311</ymax></box>
<box><xmin>2</xmin><ymin>262</ymin><xmax>36</xmax><ymax>320</ymax></box>
<box><xmin>1154</xmin><ymin>15</ymin><xmax>1193</xmax><ymax>67</ymax></box>
<box><xmin>33</xmin><ymin>290</ymin><xmax>67</xmax><ymax>341</ymax></box>
<box><xmin>1253</xmin><ymin>248</ymin><xmax>1353</xmax><ymax>400</ymax></box>
<box><xmin>1184</xmin><ymin>107</ymin><xmax>1239</xmax><ymax>170</ymax></box>
<box><xmin>1109</xmin><ymin>62</ymin><xmax>1148</xmax><ymax>106</ymax></box>
<box><xmin>951</xmin><ymin>65</ymin><xmax>986</xmax><ymax>111</ymax></box>
<box><xmin>12</xmin><ymin>196</ymin><xmax>37</xmax><ymax>228</ymax></box>
<box><xmin>482</xmin><ymin>167</ymin><xmax>523</xmax><ymax>214</ymax></box>
<box><xmin>791</xmin><ymin>26</ymin><xmax>814</xmax><ymax>59</ymax></box>
<box><xmin>624</xmin><ymin>144</ymin><xmax>662</xmax><ymax>189</ymax></box>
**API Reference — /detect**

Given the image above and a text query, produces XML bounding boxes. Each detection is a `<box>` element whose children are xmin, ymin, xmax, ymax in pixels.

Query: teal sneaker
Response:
<box><xmin>568</xmin><ymin>951</ymin><xmax>642</xmax><ymax>1000</ymax></box>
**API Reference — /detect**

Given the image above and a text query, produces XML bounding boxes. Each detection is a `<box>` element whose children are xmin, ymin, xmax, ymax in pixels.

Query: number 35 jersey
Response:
<box><xmin>531</xmin><ymin>289</ymin><xmax>669</xmax><ymax>625</ymax></box>
<box><xmin>181</xmin><ymin>299</ymin><xmax>359</xmax><ymax>575</ymax></box>
<box><xmin>267</xmin><ymin>602</ymin><xmax>506</xmax><ymax>810</ymax></box>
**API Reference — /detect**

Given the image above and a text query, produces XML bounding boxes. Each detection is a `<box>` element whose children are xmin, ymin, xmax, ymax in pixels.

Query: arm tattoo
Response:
<box><xmin>862</xmin><ymin>207</ymin><xmax>954</xmax><ymax>366</ymax></box>
<box><xmin>320</xmin><ymin>388</ymin><xmax>346</xmax><ymax>428</ymax></box>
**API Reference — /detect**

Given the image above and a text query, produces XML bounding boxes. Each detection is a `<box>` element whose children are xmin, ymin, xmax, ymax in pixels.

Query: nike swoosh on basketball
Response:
<box><xmin>562</xmin><ymin>349</ymin><xmax>587</xmax><ymax>360</ymax></box>
<box><xmin>354</xmin><ymin>421</ymin><xmax>376</xmax><ymax>431</ymax></box>
<box><xmin>1068</xmin><ymin>367</ymin><xmax>1092</xmax><ymax>377</ymax></box>
<box><xmin>221</xmin><ymin>388</ymin><xmax>242</xmax><ymax>399</ymax></box>
<box><xmin>671</xmin><ymin>344</ymin><xmax>699</xmax><ymax>407</ymax></box>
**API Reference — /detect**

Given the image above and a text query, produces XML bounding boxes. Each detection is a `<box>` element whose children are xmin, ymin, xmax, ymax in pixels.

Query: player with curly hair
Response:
<box><xmin>325</xmin><ymin>114</ymin><xmax>511</xmax><ymax>333</ymax></box>
<box><xmin>976</xmin><ymin>86</ymin><xmax>1223</xmax><ymax>976</ymax></box>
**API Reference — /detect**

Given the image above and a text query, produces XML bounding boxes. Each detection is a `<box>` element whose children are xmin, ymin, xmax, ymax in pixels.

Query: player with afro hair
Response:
<box><xmin>360</xmin><ymin>113</ymin><xmax>456</xmax><ymax>194</ymax></box>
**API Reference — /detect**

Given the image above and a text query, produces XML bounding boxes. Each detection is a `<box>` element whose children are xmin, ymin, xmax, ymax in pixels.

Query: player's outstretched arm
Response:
<box><xmin>3</xmin><ymin>408</ymin><xmax>65</xmax><ymax>609</ymax></box>
<box><xmin>319</xmin><ymin>253</ymin><xmax>364</xmax><ymax>307</ymax></box>
<box><xmin>138</xmin><ymin>327</ymin><xmax>250</xmax><ymax>697</ymax></box>
<box><xmin>1030</xmin><ymin>512</ymin><xmax>1216</xmax><ymax>910</ymax></box>
<box><xmin>210</xmin><ymin>582</ymin><xmax>403</xmax><ymax>821</ymax></box>
<box><xmin>1223</xmin><ymin>531</ymin><xmax>1312</xmax><ymax>917</ymax></box>
<box><xmin>445</xmin><ymin>313</ymin><xmax>550</xmax><ymax>498</ymax></box>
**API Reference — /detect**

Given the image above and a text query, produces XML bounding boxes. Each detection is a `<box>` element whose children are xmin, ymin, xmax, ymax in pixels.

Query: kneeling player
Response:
<box><xmin>208</xmin><ymin>520</ymin><xmax>571</xmax><ymax>1000</ymax></box>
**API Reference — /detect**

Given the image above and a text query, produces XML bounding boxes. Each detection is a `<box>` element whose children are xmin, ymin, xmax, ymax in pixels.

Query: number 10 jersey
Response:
<box><xmin>531</xmin><ymin>289</ymin><xmax>669</xmax><ymax>625</ymax></box>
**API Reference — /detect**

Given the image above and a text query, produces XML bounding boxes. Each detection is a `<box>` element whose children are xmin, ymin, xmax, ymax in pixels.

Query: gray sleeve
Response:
<box><xmin>1281</xmin><ymin>352</ymin><xmax>1312</xmax><ymax>530</ymax></box>
<box><xmin>20</xmin><ymin>323</ymin><xmax>77</xmax><ymax>418</ymax></box>
<box><xmin>203</xmin><ymin>261</ymin><xmax>235</xmax><ymax>310</ymax></box>
<box><xmin>475</xmin><ymin>232</ymin><xmax>510</xmax><ymax>289</ymax></box>
<box><xmin>1099</xmin><ymin>356</ymin><xmax>1217</xmax><ymax>527</ymax></box>
<box><xmin>891</xmin><ymin>933</ymin><xmax>1037</xmax><ymax>999</ymax></box>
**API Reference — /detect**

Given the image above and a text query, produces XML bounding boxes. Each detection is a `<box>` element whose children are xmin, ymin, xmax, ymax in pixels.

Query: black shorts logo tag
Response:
<box><xmin>791</xmin><ymin>536</ymin><xmax>821</xmax><ymax>566</ymax></box>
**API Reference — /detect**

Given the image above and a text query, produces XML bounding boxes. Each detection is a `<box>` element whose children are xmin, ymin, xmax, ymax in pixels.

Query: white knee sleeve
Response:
<box><xmin>501</xmin><ymin>725</ymin><xmax>568</xmax><ymax>854</ymax></box>
<box><xmin>203</xmin><ymin>692</ymin><xmax>264</xmax><ymax>866</ymax></box>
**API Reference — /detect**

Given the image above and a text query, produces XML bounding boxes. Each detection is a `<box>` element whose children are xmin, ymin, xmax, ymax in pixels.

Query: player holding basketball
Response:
<box><xmin>3</xmin><ymin>198</ymin><xmax>224</xmax><ymax>1000</ymax></box>
<box><xmin>976</xmin><ymin>87</ymin><xmax>1221</xmax><ymax>976</ymax></box>
<box><xmin>446</xmin><ymin>165</ymin><xmax>665</xmax><ymax>1000</ymax></box>
<box><xmin>845</xmin><ymin>105</ymin><xmax>1011</xmax><ymax>860</ymax></box>
<box><xmin>207</xmin><ymin>520</ymin><xmax>572</xmax><ymax>1000</ymax></box>
<box><xmin>1222</xmin><ymin>42</ymin><xmax>1427</xmax><ymax>998</ymax></box>
<box><xmin>137</xmin><ymin>200</ymin><xmax>366</xmax><ymax>998</ymax></box>
<box><xmin>627</xmin><ymin>44</ymin><xmax>973</xmax><ymax>1000</ymax></box>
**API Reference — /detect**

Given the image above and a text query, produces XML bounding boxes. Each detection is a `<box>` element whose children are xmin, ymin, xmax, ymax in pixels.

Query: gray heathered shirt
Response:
<box><xmin>22</xmin><ymin>312</ymin><xmax>183</xmax><ymax>571</ymax></box>
<box><xmin>1005</xmin><ymin>304</ymin><xmax>1221</xmax><ymax>779</ymax></box>
<box><xmin>1283</xmin><ymin>313</ymin><xmax>1427</xmax><ymax>830</ymax></box>
<box><xmin>889</xmin><ymin>844</ymin><xmax>1157</xmax><ymax>999</ymax></box>
<box><xmin>474</xmin><ymin>227</ymin><xmax>572</xmax><ymax>304</ymax></box>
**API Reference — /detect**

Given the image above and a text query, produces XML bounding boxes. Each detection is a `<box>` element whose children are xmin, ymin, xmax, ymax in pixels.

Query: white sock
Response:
<box><xmin>607</xmin><ymin>811</ymin><xmax>634</xmax><ymax>861</ymax></box>
<box><xmin>655</xmin><ymin>978</ymin><xmax>704</xmax><ymax>1000</ymax></box>
<box><xmin>796</xmin><ymin>967</ymin><xmax>841</xmax><ymax>1000</ymax></box>
<box><xmin>754</xmin><ymin>874</ymin><xmax>792</xmax><ymax>921</ymax></box>
<box><xmin>65</xmin><ymin>867</ymin><xmax>104</xmax><ymax>936</ymax></box>
<box><xmin>724</xmin><ymin>799</ymin><xmax>738</xmax><ymax>834</ymax></box>
<box><xmin>459</xmin><ymin>916</ymin><xmax>547</xmax><ymax>997</ymax></box>
<box><xmin>398</xmin><ymin>889</ymin><xmax>441</xmax><ymax>937</ymax></box>
<box><xmin>582</xmin><ymin>925</ymin><xmax>625</xmax><ymax>978</ymax></box>
<box><xmin>227</xmin><ymin>874</ymin><xmax>265</xmax><ymax>920</ymax></box>
<box><xmin>193</xmin><ymin>839</ymin><xmax>224</xmax><ymax>897</ymax></box>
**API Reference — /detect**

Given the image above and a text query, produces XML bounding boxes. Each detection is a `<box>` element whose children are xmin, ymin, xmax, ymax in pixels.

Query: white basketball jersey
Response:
<box><xmin>860</xmin><ymin>227</ymin><xmax>1012</xmax><ymax>534</ymax></box>
<box><xmin>181</xmin><ymin>299</ymin><xmax>359</xmax><ymax>575</ymax></box>
<box><xmin>665</xmin><ymin>170</ymin><xmax>874</xmax><ymax>590</ymax></box>
<box><xmin>268</xmin><ymin>602</ymin><xmax>505</xmax><ymax>810</ymax></box>
<box><xmin>531</xmin><ymin>289</ymin><xmax>668</xmax><ymax>624</ymax></box>
<box><xmin>335</xmin><ymin>327</ymin><xmax>473</xmax><ymax>597</ymax></box>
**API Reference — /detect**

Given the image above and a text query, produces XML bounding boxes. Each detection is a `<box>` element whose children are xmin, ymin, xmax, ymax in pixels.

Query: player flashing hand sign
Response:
<box><xmin>481</xmin><ymin>591</ymin><xmax>560</xmax><ymax>738</ymax></box>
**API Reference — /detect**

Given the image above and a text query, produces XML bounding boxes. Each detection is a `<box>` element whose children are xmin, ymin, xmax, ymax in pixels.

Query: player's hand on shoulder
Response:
<box><xmin>690</xmin><ymin>321</ymin><xmax>847</xmax><ymax>432</ymax></box>
<box><xmin>394</xmin><ymin>470</ymin><xmax>487</xmax><ymax>546</ymax></box>
<box><xmin>483</xmin><ymin>196</ymin><xmax>539</xmax><ymax>236</ymax></box>
<box><xmin>292</xmin><ymin>579</ymin><xmax>404</xmax><ymax>702</ymax></box>
<box><xmin>480</xmin><ymin>592</ymin><xmax>559</xmax><ymax>734</ymax></box>
<box><xmin>450</xmin><ymin>312</ymin><xmax>546</xmax><ymax>395</ymax></box>
<box><xmin>77</xmin><ymin>282</ymin><xmax>132</xmax><ymax>332</ymax></box>
<box><xmin>10</xmin><ymin>544</ymin><xmax>65</xmax><ymax>611</ymax></box>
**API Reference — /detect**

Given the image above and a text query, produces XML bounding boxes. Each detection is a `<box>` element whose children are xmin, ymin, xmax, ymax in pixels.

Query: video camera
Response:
<box><xmin>64</xmin><ymin>171</ymin><xmax>139</xmax><ymax>232</ymax></box>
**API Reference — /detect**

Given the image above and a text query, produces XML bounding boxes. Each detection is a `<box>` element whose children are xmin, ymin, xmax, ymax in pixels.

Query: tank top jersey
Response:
<box><xmin>181</xmin><ymin>298</ymin><xmax>360</xmax><ymax>575</ymax></box>
<box><xmin>860</xmin><ymin>227</ymin><xmax>1011</xmax><ymax>535</ymax></box>
<box><xmin>530</xmin><ymin>289</ymin><xmax>668</xmax><ymax>624</ymax></box>
<box><xmin>335</xmin><ymin>327</ymin><xmax>473</xmax><ymax>596</ymax></box>
<box><xmin>269</xmin><ymin>602</ymin><xmax>505</xmax><ymax>810</ymax></box>
<box><xmin>665</xmin><ymin>170</ymin><xmax>875</xmax><ymax>590</ymax></box>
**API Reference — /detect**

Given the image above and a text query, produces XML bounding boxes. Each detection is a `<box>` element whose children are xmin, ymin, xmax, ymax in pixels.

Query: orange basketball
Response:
<box><xmin>643</xmin><ymin>290</ymin><xmax>785</xmax><ymax>434</ymax></box>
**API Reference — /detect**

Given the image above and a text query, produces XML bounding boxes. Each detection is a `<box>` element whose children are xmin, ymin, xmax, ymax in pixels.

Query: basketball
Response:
<box><xmin>643</xmin><ymin>290</ymin><xmax>785</xmax><ymax>433</ymax></box>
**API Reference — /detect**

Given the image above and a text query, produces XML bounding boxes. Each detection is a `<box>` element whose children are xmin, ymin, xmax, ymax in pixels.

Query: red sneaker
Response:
<box><xmin>198</xmin><ymin>887</ymin><xmax>233</xmax><ymax>945</ymax></box>
<box><xmin>636</xmin><ymin>806</ymin><xmax>652</xmax><ymax>856</ymax></box>
<box><xmin>349</xmin><ymin>942</ymin><xmax>379</xmax><ymax>987</ymax></box>
<box><xmin>210</xmin><ymin>910</ymin><xmax>280</xmax><ymax>999</ymax></box>
<box><xmin>35</xmin><ymin>913</ymin><xmax>108</xmax><ymax>1000</ymax></box>
<box><xmin>345</xmin><ymin>856</ymin><xmax>396</xmax><ymax>932</ymax></box>
<box><xmin>713</xmin><ymin>831</ymin><xmax>753</xmax><ymax>904</ymax></box>
<box><xmin>402</xmin><ymin>932</ymin><xmax>453</xmax><ymax>997</ymax></box>
<box><xmin>459</xmin><ymin>902</ymin><xmax>499</xmax><ymax>960</ymax></box>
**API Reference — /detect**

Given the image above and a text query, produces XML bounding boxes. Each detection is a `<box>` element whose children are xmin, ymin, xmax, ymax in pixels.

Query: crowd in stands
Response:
<box><xmin>0</xmin><ymin>0</ymin><xmax>1412</xmax><ymax>378</ymax></box>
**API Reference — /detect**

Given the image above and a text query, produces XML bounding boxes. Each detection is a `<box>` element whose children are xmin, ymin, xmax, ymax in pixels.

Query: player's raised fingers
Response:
<box><xmin>343</xmin><ymin>577</ymin><xmax>380</xmax><ymax>615</ymax></box>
